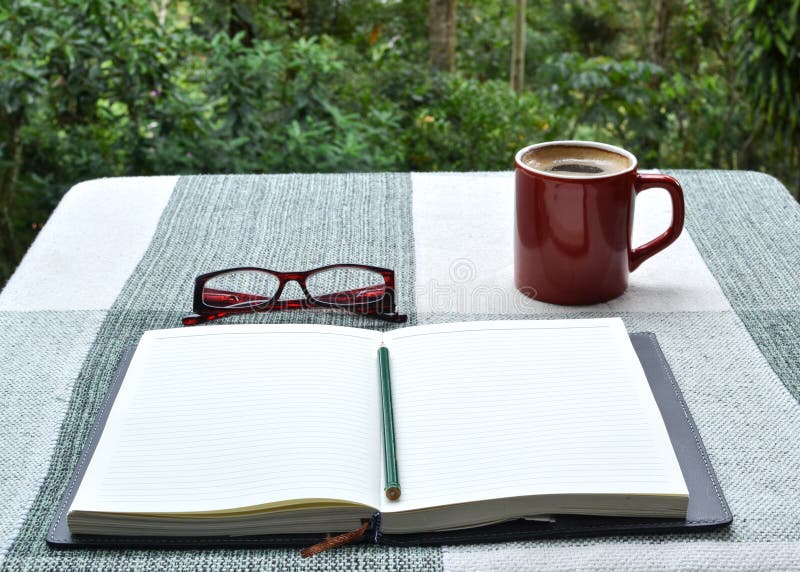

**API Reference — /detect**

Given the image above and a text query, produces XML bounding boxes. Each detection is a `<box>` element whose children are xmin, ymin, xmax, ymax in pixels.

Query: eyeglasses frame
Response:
<box><xmin>183</xmin><ymin>263</ymin><xmax>407</xmax><ymax>325</ymax></box>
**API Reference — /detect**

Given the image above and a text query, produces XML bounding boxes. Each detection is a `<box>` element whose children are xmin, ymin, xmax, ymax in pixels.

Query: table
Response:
<box><xmin>1</xmin><ymin>171</ymin><xmax>798</xmax><ymax>570</ymax></box>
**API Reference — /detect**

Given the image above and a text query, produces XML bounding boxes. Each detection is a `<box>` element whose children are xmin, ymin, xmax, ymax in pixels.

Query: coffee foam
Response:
<box><xmin>520</xmin><ymin>144</ymin><xmax>633</xmax><ymax>177</ymax></box>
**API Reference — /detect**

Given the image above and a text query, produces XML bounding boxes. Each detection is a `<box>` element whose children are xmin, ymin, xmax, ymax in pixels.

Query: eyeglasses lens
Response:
<box><xmin>202</xmin><ymin>270</ymin><xmax>280</xmax><ymax>309</ymax></box>
<box><xmin>306</xmin><ymin>267</ymin><xmax>386</xmax><ymax>306</ymax></box>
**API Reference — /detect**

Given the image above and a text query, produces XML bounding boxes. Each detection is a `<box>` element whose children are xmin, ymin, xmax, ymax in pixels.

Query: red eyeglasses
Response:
<box><xmin>182</xmin><ymin>264</ymin><xmax>408</xmax><ymax>326</ymax></box>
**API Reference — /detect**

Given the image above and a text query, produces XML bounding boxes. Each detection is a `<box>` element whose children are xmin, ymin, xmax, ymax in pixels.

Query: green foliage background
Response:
<box><xmin>1</xmin><ymin>0</ymin><xmax>798</xmax><ymax>285</ymax></box>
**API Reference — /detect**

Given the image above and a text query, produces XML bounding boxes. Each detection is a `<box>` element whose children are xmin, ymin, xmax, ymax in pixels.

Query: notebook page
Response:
<box><xmin>381</xmin><ymin>319</ymin><xmax>687</xmax><ymax>512</ymax></box>
<box><xmin>71</xmin><ymin>324</ymin><xmax>382</xmax><ymax>514</ymax></box>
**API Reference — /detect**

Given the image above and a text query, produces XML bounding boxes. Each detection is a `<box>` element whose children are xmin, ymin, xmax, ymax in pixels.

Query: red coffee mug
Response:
<box><xmin>514</xmin><ymin>141</ymin><xmax>685</xmax><ymax>305</ymax></box>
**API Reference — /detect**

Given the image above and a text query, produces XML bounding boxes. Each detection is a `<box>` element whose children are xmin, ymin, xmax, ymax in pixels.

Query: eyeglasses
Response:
<box><xmin>182</xmin><ymin>264</ymin><xmax>408</xmax><ymax>326</ymax></box>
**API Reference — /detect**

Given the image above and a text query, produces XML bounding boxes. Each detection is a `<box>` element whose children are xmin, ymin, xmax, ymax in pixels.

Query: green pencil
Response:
<box><xmin>378</xmin><ymin>344</ymin><xmax>401</xmax><ymax>501</ymax></box>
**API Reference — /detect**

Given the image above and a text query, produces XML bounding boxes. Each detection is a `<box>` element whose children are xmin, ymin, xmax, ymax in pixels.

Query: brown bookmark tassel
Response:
<box><xmin>300</xmin><ymin>519</ymin><xmax>371</xmax><ymax>558</ymax></box>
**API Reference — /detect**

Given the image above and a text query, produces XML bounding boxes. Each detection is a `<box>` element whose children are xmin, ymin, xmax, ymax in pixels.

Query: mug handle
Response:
<box><xmin>629</xmin><ymin>173</ymin><xmax>685</xmax><ymax>272</ymax></box>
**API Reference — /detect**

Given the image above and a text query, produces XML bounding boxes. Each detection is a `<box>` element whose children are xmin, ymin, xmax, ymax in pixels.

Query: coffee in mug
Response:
<box><xmin>514</xmin><ymin>141</ymin><xmax>685</xmax><ymax>305</ymax></box>
<box><xmin>519</xmin><ymin>143</ymin><xmax>632</xmax><ymax>176</ymax></box>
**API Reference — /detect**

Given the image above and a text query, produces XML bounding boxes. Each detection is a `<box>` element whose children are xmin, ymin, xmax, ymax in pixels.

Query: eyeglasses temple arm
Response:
<box><xmin>372</xmin><ymin>312</ymin><xmax>408</xmax><ymax>323</ymax></box>
<box><xmin>202</xmin><ymin>288</ymin><xmax>271</xmax><ymax>307</ymax></box>
<box><xmin>312</xmin><ymin>284</ymin><xmax>386</xmax><ymax>305</ymax></box>
<box><xmin>182</xmin><ymin>312</ymin><xmax>229</xmax><ymax>326</ymax></box>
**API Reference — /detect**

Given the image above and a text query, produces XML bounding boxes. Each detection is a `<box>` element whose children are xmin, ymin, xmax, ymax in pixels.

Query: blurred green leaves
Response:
<box><xmin>736</xmin><ymin>0</ymin><xmax>800</xmax><ymax>139</ymax></box>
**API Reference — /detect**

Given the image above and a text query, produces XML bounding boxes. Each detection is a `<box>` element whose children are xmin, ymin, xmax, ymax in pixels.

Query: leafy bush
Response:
<box><xmin>537</xmin><ymin>53</ymin><xmax>665</xmax><ymax>160</ymax></box>
<box><xmin>406</xmin><ymin>76</ymin><xmax>551</xmax><ymax>171</ymax></box>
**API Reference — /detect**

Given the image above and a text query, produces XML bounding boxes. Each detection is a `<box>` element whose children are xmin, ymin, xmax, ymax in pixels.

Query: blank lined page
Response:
<box><xmin>71</xmin><ymin>324</ymin><xmax>382</xmax><ymax>514</ymax></box>
<box><xmin>381</xmin><ymin>319</ymin><xmax>687</xmax><ymax>512</ymax></box>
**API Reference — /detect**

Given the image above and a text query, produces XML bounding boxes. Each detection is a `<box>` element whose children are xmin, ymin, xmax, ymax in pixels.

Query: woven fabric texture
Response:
<box><xmin>667</xmin><ymin>170</ymin><xmax>800</xmax><ymax>400</ymax></box>
<box><xmin>0</xmin><ymin>311</ymin><xmax>107</xmax><ymax>561</ymax></box>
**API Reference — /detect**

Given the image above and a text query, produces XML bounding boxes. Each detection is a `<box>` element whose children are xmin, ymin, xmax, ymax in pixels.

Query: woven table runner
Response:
<box><xmin>1</xmin><ymin>171</ymin><xmax>799</xmax><ymax>571</ymax></box>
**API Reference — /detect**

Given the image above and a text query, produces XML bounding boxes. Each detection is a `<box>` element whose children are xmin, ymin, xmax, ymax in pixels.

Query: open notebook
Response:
<box><xmin>48</xmin><ymin>318</ymin><xmax>731</xmax><ymax>547</ymax></box>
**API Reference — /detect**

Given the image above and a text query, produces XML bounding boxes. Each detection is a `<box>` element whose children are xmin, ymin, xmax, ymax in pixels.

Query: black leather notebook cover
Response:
<box><xmin>47</xmin><ymin>332</ymin><xmax>731</xmax><ymax>549</ymax></box>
